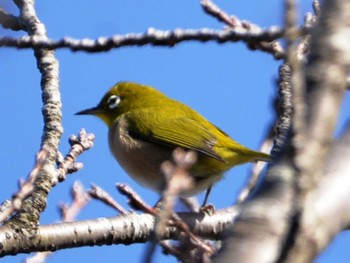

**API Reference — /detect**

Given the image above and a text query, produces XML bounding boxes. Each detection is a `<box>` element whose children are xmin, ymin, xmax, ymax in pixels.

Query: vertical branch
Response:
<box><xmin>214</xmin><ymin>60</ymin><xmax>297</xmax><ymax>263</ymax></box>
<box><xmin>6</xmin><ymin>0</ymin><xmax>62</xmax><ymax>231</ymax></box>
<box><xmin>295</xmin><ymin>0</ymin><xmax>349</xmax><ymax>185</ymax></box>
<box><xmin>284</xmin><ymin>0</ymin><xmax>350</xmax><ymax>261</ymax></box>
<box><xmin>213</xmin><ymin>1</ymin><xmax>300</xmax><ymax>262</ymax></box>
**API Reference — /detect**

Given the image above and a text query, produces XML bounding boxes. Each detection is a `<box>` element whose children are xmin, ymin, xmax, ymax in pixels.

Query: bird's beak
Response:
<box><xmin>76</xmin><ymin>106</ymin><xmax>112</xmax><ymax>126</ymax></box>
<box><xmin>75</xmin><ymin>106</ymin><xmax>102</xmax><ymax>116</ymax></box>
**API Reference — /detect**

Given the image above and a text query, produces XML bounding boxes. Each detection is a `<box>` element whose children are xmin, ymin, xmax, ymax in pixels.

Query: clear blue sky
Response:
<box><xmin>1</xmin><ymin>0</ymin><xmax>349</xmax><ymax>262</ymax></box>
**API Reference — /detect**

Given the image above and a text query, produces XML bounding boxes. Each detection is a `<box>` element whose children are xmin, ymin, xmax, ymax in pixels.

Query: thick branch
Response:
<box><xmin>284</xmin><ymin>0</ymin><xmax>350</xmax><ymax>261</ymax></box>
<box><xmin>213</xmin><ymin>54</ymin><xmax>295</xmax><ymax>263</ymax></box>
<box><xmin>294</xmin><ymin>0</ymin><xmax>350</xmax><ymax>188</ymax></box>
<box><xmin>5</xmin><ymin>0</ymin><xmax>62</xmax><ymax>232</ymax></box>
<box><xmin>297</xmin><ymin>124</ymin><xmax>350</xmax><ymax>259</ymax></box>
<box><xmin>213</xmin><ymin>161</ymin><xmax>296</xmax><ymax>263</ymax></box>
<box><xmin>0</xmin><ymin>207</ymin><xmax>238</xmax><ymax>257</ymax></box>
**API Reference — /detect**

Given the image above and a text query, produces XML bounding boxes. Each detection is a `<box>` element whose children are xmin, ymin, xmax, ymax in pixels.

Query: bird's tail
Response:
<box><xmin>251</xmin><ymin>151</ymin><xmax>270</xmax><ymax>162</ymax></box>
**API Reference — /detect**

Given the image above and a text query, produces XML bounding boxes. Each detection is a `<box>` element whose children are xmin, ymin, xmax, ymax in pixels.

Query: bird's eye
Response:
<box><xmin>107</xmin><ymin>95</ymin><xmax>121</xmax><ymax>109</ymax></box>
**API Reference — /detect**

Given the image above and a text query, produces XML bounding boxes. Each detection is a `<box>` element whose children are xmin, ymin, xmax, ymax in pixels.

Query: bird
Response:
<box><xmin>76</xmin><ymin>81</ymin><xmax>270</xmax><ymax>199</ymax></box>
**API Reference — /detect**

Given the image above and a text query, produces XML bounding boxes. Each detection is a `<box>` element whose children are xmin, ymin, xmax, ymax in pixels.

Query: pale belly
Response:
<box><xmin>108</xmin><ymin>119</ymin><xmax>224</xmax><ymax>196</ymax></box>
<box><xmin>108</xmin><ymin>120</ymin><xmax>173</xmax><ymax>192</ymax></box>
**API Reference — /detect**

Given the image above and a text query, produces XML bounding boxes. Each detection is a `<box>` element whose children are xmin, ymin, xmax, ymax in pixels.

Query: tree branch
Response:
<box><xmin>0</xmin><ymin>27</ymin><xmax>288</xmax><ymax>58</ymax></box>
<box><xmin>201</xmin><ymin>0</ymin><xmax>285</xmax><ymax>58</ymax></box>
<box><xmin>0</xmin><ymin>207</ymin><xmax>239</xmax><ymax>257</ymax></box>
<box><xmin>5</xmin><ymin>0</ymin><xmax>62</xmax><ymax>234</ymax></box>
<box><xmin>294</xmin><ymin>123</ymin><xmax>350</xmax><ymax>259</ymax></box>
<box><xmin>54</xmin><ymin>129</ymin><xmax>95</xmax><ymax>185</ymax></box>
<box><xmin>0</xmin><ymin>9</ymin><xmax>24</xmax><ymax>31</ymax></box>
<box><xmin>284</xmin><ymin>0</ymin><xmax>350</xmax><ymax>260</ymax></box>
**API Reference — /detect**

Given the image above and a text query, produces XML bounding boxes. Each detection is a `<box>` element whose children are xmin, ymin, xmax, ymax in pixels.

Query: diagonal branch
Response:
<box><xmin>0</xmin><ymin>9</ymin><xmax>24</xmax><ymax>31</ymax></box>
<box><xmin>201</xmin><ymin>0</ymin><xmax>284</xmax><ymax>57</ymax></box>
<box><xmin>295</xmin><ymin>123</ymin><xmax>350</xmax><ymax>259</ymax></box>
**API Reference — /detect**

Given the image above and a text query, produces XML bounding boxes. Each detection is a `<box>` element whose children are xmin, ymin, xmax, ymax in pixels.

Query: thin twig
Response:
<box><xmin>116</xmin><ymin>183</ymin><xmax>156</xmax><ymax>214</ymax></box>
<box><xmin>89</xmin><ymin>184</ymin><xmax>127</xmax><ymax>215</ymax></box>
<box><xmin>155</xmin><ymin>149</ymin><xmax>196</xmax><ymax>238</ymax></box>
<box><xmin>59</xmin><ymin>181</ymin><xmax>91</xmax><ymax>222</ymax></box>
<box><xmin>201</xmin><ymin>0</ymin><xmax>239</xmax><ymax>28</ymax></box>
<box><xmin>54</xmin><ymin>129</ymin><xmax>95</xmax><ymax>185</ymax></box>
<box><xmin>145</xmin><ymin>149</ymin><xmax>216</xmax><ymax>262</ymax></box>
<box><xmin>201</xmin><ymin>0</ymin><xmax>285</xmax><ymax>58</ymax></box>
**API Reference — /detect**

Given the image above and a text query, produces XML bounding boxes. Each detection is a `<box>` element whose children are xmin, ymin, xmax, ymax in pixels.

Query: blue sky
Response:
<box><xmin>1</xmin><ymin>0</ymin><xmax>350</xmax><ymax>262</ymax></box>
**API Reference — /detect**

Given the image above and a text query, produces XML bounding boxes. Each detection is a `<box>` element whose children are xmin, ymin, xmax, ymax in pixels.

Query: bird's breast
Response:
<box><xmin>108</xmin><ymin>118</ymin><xmax>227</xmax><ymax>196</ymax></box>
<box><xmin>108</xmin><ymin>118</ymin><xmax>173</xmax><ymax>192</ymax></box>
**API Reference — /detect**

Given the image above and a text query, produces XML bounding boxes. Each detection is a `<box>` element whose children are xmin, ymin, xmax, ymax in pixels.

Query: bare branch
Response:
<box><xmin>201</xmin><ymin>0</ymin><xmax>241</xmax><ymax>28</ymax></box>
<box><xmin>146</xmin><ymin>149</ymin><xmax>214</xmax><ymax>263</ymax></box>
<box><xmin>273</xmin><ymin>64</ymin><xmax>293</xmax><ymax>157</ymax></box>
<box><xmin>89</xmin><ymin>184</ymin><xmax>128</xmax><ymax>215</ymax></box>
<box><xmin>155</xmin><ymin>149</ymin><xmax>196</xmax><ymax>238</ymax></box>
<box><xmin>0</xmin><ymin>9</ymin><xmax>24</xmax><ymax>31</ymax></box>
<box><xmin>291</xmin><ymin>124</ymin><xmax>350</xmax><ymax>260</ymax></box>
<box><xmin>282</xmin><ymin>0</ymin><xmax>350</xmax><ymax>261</ymax></box>
<box><xmin>0</xmin><ymin>27</ymin><xmax>288</xmax><ymax>58</ymax></box>
<box><xmin>212</xmin><ymin>2</ymin><xmax>300</xmax><ymax>261</ymax></box>
<box><xmin>54</xmin><ymin>129</ymin><xmax>95</xmax><ymax>185</ymax></box>
<box><xmin>5</xmin><ymin>0</ymin><xmax>62</xmax><ymax>231</ymax></box>
<box><xmin>0</xmin><ymin>207</ymin><xmax>238</xmax><ymax>256</ymax></box>
<box><xmin>24</xmin><ymin>181</ymin><xmax>91</xmax><ymax>263</ymax></box>
<box><xmin>59</xmin><ymin>181</ymin><xmax>91</xmax><ymax>222</ymax></box>
<box><xmin>0</xmin><ymin>149</ymin><xmax>48</xmax><ymax>223</ymax></box>
<box><xmin>294</xmin><ymin>0</ymin><xmax>350</xmax><ymax>188</ymax></box>
<box><xmin>116</xmin><ymin>184</ymin><xmax>156</xmax><ymax>214</ymax></box>
<box><xmin>201</xmin><ymin>0</ymin><xmax>284</xmax><ymax>58</ymax></box>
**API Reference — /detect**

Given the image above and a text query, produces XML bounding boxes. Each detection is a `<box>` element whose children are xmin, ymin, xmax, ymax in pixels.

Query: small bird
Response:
<box><xmin>76</xmin><ymin>82</ymin><xmax>269</xmax><ymax>198</ymax></box>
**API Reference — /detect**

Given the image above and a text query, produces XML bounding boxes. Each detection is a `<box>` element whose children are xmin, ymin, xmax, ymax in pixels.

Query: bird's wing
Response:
<box><xmin>125</xmin><ymin>111</ymin><xmax>225</xmax><ymax>162</ymax></box>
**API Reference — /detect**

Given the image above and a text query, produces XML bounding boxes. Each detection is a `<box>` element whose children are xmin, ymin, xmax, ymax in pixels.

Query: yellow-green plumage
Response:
<box><xmin>76</xmin><ymin>82</ymin><xmax>269</xmax><ymax>196</ymax></box>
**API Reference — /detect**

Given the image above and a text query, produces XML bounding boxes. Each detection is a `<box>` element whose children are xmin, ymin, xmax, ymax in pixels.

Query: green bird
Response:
<box><xmin>76</xmin><ymin>82</ymin><xmax>269</xmax><ymax>197</ymax></box>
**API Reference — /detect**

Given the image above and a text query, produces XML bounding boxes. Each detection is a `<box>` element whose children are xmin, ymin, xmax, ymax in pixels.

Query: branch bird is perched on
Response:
<box><xmin>76</xmin><ymin>82</ymin><xmax>270</xmax><ymax>197</ymax></box>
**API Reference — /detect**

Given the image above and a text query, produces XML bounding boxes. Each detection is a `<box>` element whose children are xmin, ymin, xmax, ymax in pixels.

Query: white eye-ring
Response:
<box><xmin>107</xmin><ymin>95</ymin><xmax>121</xmax><ymax>109</ymax></box>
